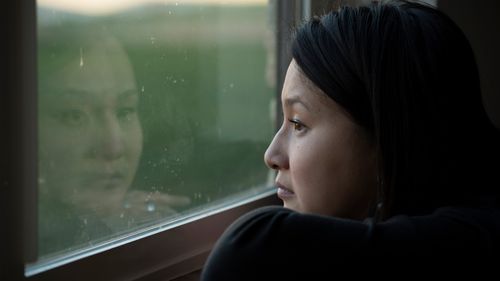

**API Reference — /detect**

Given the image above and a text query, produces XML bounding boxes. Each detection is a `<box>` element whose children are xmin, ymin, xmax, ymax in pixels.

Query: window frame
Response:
<box><xmin>25</xmin><ymin>193</ymin><xmax>279</xmax><ymax>281</ymax></box>
<box><xmin>1</xmin><ymin>0</ymin><xmax>308</xmax><ymax>280</ymax></box>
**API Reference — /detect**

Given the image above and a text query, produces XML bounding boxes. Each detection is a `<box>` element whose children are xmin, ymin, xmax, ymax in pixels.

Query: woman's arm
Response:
<box><xmin>200</xmin><ymin>205</ymin><xmax>499</xmax><ymax>280</ymax></box>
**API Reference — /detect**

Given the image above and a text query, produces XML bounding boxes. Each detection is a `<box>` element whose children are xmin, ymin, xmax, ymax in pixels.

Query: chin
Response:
<box><xmin>283</xmin><ymin>201</ymin><xmax>301</xmax><ymax>212</ymax></box>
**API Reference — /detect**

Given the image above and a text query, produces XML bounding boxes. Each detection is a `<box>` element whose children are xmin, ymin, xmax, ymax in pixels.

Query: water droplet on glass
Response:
<box><xmin>168</xmin><ymin>10</ymin><xmax>172</xmax><ymax>15</ymax></box>
<box><xmin>123</xmin><ymin>201</ymin><xmax>131</xmax><ymax>209</ymax></box>
<box><xmin>79</xmin><ymin>47</ymin><xmax>84</xmax><ymax>67</ymax></box>
<box><xmin>146</xmin><ymin>201</ymin><xmax>156</xmax><ymax>212</ymax></box>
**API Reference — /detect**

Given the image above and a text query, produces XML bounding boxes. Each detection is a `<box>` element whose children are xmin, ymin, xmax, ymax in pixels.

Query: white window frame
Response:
<box><xmin>1</xmin><ymin>1</ymin><xmax>309</xmax><ymax>280</ymax></box>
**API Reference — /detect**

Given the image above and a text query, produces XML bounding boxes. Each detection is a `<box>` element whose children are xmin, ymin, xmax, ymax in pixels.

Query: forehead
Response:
<box><xmin>282</xmin><ymin>61</ymin><xmax>339</xmax><ymax>113</ymax></box>
<box><xmin>40</xmin><ymin>37</ymin><xmax>137</xmax><ymax>97</ymax></box>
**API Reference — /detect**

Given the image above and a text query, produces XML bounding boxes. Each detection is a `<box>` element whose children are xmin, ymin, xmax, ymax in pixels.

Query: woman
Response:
<box><xmin>38</xmin><ymin>31</ymin><xmax>189</xmax><ymax>257</ymax></box>
<box><xmin>201</xmin><ymin>1</ymin><xmax>500</xmax><ymax>278</ymax></box>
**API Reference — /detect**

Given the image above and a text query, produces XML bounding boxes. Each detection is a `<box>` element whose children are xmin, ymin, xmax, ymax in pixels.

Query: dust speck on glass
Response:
<box><xmin>36</xmin><ymin>0</ymin><xmax>276</xmax><ymax>262</ymax></box>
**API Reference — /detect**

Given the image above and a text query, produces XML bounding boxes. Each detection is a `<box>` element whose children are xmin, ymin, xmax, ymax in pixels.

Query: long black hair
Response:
<box><xmin>292</xmin><ymin>0</ymin><xmax>500</xmax><ymax>219</ymax></box>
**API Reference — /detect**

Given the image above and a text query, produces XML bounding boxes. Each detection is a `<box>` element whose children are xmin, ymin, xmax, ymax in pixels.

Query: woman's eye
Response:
<box><xmin>289</xmin><ymin>119</ymin><xmax>305</xmax><ymax>132</ymax></box>
<box><xmin>55</xmin><ymin>110</ymin><xmax>87</xmax><ymax>127</ymax></box>
<box><xmin>117</xmin><ymin>107</ymin><xmax>137</xmax><ymax>122</ymax></box>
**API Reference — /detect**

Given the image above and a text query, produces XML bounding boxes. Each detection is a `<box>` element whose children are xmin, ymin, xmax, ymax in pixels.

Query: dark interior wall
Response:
<box><xmin>309</xmin><ymin>0</ymin><xmax>500</xmax><ymax>129</ymax></box>
<box><xmin>437</xmin><ymin>0</ymin><xmax>500</xmax><ymax>128</ymax></box>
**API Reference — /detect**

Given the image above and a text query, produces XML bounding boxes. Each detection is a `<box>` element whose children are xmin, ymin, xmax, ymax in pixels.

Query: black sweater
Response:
<box><xmin>201</xmin><ymin>205</ymin><xmax>500</xmax><ymax>279</ymax></box>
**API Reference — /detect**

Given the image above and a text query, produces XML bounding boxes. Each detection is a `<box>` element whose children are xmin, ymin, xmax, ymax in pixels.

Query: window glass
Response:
<box><xmin>36</xmin><ymin>0</ymin><xmax>275</xmax><ymax>262</ymax></box>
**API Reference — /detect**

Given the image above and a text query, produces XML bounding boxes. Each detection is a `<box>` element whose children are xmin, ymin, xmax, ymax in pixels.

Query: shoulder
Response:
<box><xmin>215</xmin><ymin>205</ymin><xmax>371</xmax><ymax>251</ymax></box>
<box><xmin>201</xmin><ymin>206</ymin><xmax>374</xmax><ymax>280</ymax></box>
<box><xmin>201</xmin><ymin>206</ymin><xmax>500</xmax><ymax>280</ymax></box>
<box><xmin>358</xmin><ymin>205</ymin><xmax>500</xmax><ymax>259</ymax></box>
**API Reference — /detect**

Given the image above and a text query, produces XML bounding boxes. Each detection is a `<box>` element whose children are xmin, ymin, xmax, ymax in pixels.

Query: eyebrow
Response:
<box><xmin>117</xmin><ymin>89</ymin><xmax>139</xmax><ymax>101</ymax></box>
<box><xmin>284</xmin><ymin>96</ymin><xmax>311</xmax><ymax>112</ymax></box>
<box><xmin>54</xmin><ymin>89</ymin><xmax>138</xmax><ymax>100</ymax></box>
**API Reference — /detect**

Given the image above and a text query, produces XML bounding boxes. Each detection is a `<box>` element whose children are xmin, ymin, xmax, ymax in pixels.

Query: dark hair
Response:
<box><xmin>292</xmin><ymin>0</ymin><xmax>500</xmax><ymax>219</ymax></box>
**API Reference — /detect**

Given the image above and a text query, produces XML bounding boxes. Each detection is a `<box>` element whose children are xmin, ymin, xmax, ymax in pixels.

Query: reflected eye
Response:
<box><xmin>117</xmin><ymin>107</ymin><xmax>137</xmax><ymax>122</ymax></box>
<box><xmin>54</xmin><ymin>110</ymin><xmax>87</xmax><ymax>127</ymax></box>
<box><xmin>289</xmin><ymin>119</ymin><xmax>306</xmax><ymax>132</ymax></box>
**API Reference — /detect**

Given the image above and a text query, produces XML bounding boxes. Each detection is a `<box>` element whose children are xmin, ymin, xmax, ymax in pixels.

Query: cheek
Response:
<box><xmin>40</xmin><ymin>130</ymin><xmax>89</xmax><ymax>174</ymax></box>
<box><xmin>119</xmin><ymin>124</ymin><xmax>142</xmax><ymax>187</ymax></box>
<box><xmin>40</xmin><ymin>119</ymin><xmax>90</xmax><ymax>155</ymax></box>
<box><xmin>39</xmin><ymin>142</ymin><xmax>88</xmax><ymax>203</ymax></box>
<box><xmin>289</xmin><ymin>136</ymin><xmax>343</xmax><ymax>214</ymax></box>
<box><xmin>123</xmin><ymin>123</ymin><xmax>143</xmax><ymax>164</ymax></box>
<box><xmin>289</xmin><ymin>129</ymin><xmax>375</xmax><ymax>218</ymax></box>
<box><xmin>40</xmin><ymin>125</ymin><xmax>102</xmax><ymax>200</ymax></box>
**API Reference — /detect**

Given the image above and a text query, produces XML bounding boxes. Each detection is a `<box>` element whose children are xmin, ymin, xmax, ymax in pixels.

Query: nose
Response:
<box><xmin>264</xmin><ymin>128</ymin><xmax>289</xmax><ymax>170</ymax></box>
<box><xmin>95</xmin><ymin>115</ymin><xmax>125</xmax><ymax>161</ymax></box>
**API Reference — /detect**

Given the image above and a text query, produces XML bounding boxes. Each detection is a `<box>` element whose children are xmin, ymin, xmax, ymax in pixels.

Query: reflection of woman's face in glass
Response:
<box><xmin>39</xmin><ymin>38</ymin><xmax>143</xmax><ymax>214</ymax></box>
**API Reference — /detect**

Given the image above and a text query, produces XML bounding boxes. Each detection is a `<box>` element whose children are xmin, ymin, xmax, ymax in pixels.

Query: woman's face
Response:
<box><xmin>264</xmin><ymin>61</ymin><xmax>377</xmax><ymax>219</ymax></box>
<box><xmin>39</xmin><ymin>39</ymin><xmax>143</xmax><ymax>215</ymax></box>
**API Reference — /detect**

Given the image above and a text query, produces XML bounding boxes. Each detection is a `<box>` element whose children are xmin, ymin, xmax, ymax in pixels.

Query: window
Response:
<box><xmin>2</xmin><ymin>0</ymin><xmax>303</xmax><ymax>280</ymax></box>
<box><xmin>32</xmin><ymin>0</ymin><xmax>276</xmax><ymax>271</ymax></box>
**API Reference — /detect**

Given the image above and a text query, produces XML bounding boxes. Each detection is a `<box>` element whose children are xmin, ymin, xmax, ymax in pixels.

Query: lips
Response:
<box><xmin>85</xmin><ymin>171</ymin><xmax>127</xmax><ymax>190</ymax></box>
<box><xmin>276</xmin><ymin>182</ymin><xmax>294</xmax><ymax>200</ymax></box>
